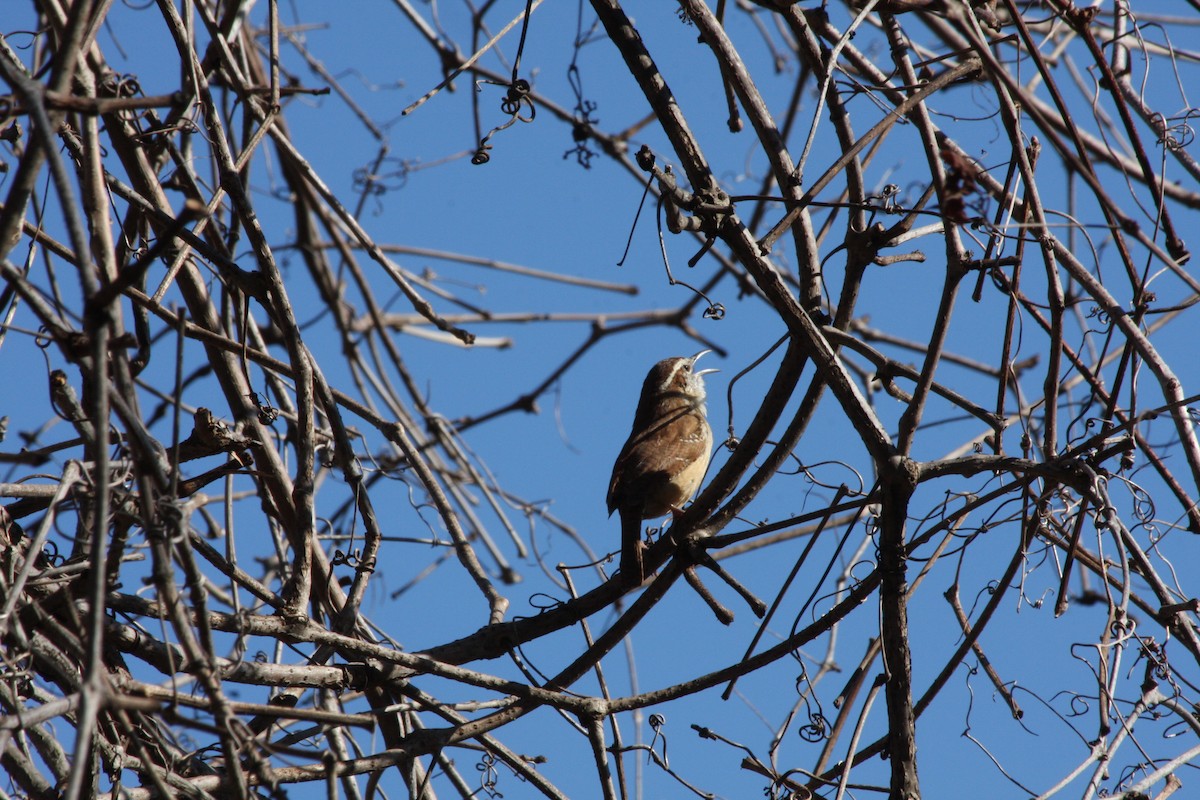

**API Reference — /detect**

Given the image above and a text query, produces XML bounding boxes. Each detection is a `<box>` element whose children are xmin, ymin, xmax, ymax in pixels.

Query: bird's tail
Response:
<box><xmin>620</xmin><ymin>513</ymin><xmax>645</xmax><ymax>587</ymax></box>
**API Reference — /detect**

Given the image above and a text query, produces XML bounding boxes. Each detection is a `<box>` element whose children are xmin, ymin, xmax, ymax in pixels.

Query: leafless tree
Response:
<box><xmin>2</xmin><ymin>1</ymin><xmax>1199</xmax><ymax>798</ymax></box>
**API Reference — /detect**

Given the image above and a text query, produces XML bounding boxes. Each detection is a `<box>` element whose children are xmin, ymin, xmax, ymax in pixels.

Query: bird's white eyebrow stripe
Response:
<box><xmin>659</xmin><ymin>359</ymin><xmax>684</xmax><ymax>391</ymax></box>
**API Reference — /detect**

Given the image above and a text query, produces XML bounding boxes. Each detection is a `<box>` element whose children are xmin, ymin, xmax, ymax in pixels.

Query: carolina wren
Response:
<box><xmin>607</xmin><ymin>350</ymin><xmax>716</xmax><ymax>585</ymax></box>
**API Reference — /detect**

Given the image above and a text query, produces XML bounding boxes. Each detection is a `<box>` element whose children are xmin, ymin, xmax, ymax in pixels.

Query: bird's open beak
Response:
<box><xmin>690</xmin><ymin>349</ymin><xmax>719</xmax><ymax>377</ymax></box>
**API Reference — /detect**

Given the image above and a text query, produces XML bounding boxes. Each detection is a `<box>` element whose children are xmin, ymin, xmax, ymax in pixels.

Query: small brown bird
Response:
<box><xmin>607</xmin><ymin>351</ymin><xmax>716</xmax><ymax>585</ymax></box>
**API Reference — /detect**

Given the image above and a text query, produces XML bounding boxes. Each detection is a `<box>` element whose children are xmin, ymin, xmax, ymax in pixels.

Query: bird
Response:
<box><xmin>607</xmin><ymin>350</ymin><xmax>716</xmax><ymax>586</ymax></box>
